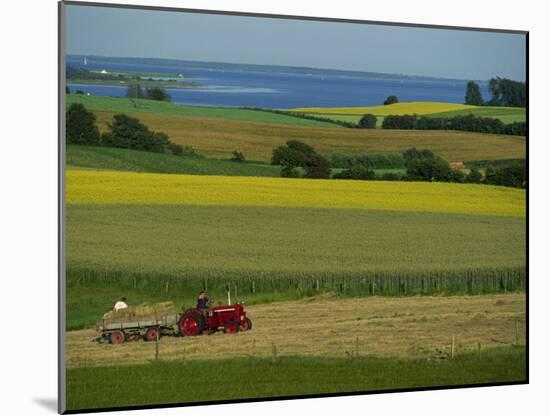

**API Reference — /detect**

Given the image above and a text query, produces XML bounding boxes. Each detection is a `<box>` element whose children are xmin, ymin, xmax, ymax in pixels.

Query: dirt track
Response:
<box><xmin>66</xmin><ymin>293</ymin><xmax>525</xmax><ymax>368</ymax></box>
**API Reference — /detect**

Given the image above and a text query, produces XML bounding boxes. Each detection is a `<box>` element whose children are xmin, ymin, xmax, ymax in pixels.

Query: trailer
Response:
<box><xmin>97</xmin><ymin>313</ymin><xmax>180</xmax><ymax>344</ymax></box>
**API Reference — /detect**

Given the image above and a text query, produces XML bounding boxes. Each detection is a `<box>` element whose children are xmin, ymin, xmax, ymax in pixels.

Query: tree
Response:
<box><xmin>403</xmin><ymin>147</ymin><xmax>434</xmax><ymax>166</ymax></box>
<box><xmin>358</xmin><ymin>114</ymin><xmax>377</xmax><ymax>129</ymax></box>
<box><xmin>405</xmin><ymin>156</ymin><xmax>450</xmax><ymax>182</ymax></box>
<box><xmin>271</xmin><ymin>146</ymin><xmax>307</xmax><ymax>168</ymax></box>
<box><xmin>447</xmin><ymin>169</ymin><xmax>466</xmax><ymax>183</ymax></box>
<box><xmin>102</xmin><ymin>114</ymin><xmax>169</xmax><ymax>153</ymax></box>
<box><xmin>304</xmin><ymin>154</ymin><xmax>331</xmax><ymax>179</ymax></box>
<box><xmin>484</xmin><ymin>162</ymin><xmax>526</xmax><ymax>188</ymax></box>
<box><xmin>383</xmin><ymin>95</ymin><xmax>399</xmax><ymax>105</ymax></box>
<box><xmin>66</xmin><ymin>103</ymin><xmax>100</xmax><ymax>145</ymax></box>
<box><xmin>487</xmin><ymin>77</ymin><xmax>526</xmax><ymax>107</ymax></box>
<box><xmin>145</xmin><ymin>87</ymin><xmax>172</xmax><ymax>102</ymax></box>
<box><xmin>230</xmin><ymin>150</ymin><xmax>246</xmax><ymax>162</ymax></box>
<box><xmin>126</xmin><ymin>83</ymin><xmax>144</xmax><ymax>99</ymax></box>
<box><xmin>464</xmin><ymin>81</ymin><xmax>484</xmax><ymax>106</ymax></box>
<box><xmin>271</xmin><ymin>140</ymin><xmax>328</xmax><ymax>178</ymax></box>
<box><xmin>65</xmin><ymin>86</ymin><xmax>70</xmax><ymax>94</ymax></box>
<box><xmin>464</xmin><ymin>168</ymin><xmax>483</xmax><ymax>184</ymax></box>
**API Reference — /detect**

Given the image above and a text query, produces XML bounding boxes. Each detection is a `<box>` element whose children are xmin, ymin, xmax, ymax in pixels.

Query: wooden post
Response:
<box><xmin>272</xmin><ymin>342</ymin><xmax>277</xmax><ymax>363</ymax></box>
<box><xmin>252</xmin><ymin>338</ymin><xmax>256</xmax><ymax>357</ymax></box>
<box><xmin>478</xmin><ymin>342</ymin><xmax>482</xmax><ymax>361</ymax></box>
<box><xmin>451</xmin><ymin>334</ymin><xmax>455</xmax><ymax>359</ymax></box>
<box><xmin>165</xmin><ymin>280</ymin><xmax>169</xmax><ymax>295</ymax></box>
<box><xmin>252</xmin><ymin>281</ymin><xmax>256</xmax><ymax>294</ymax></box>
<box><xmin>235</xmin><ymin>285</ymin><xmax>238</xmax><ymax>299</ymax></box>
<box><xmin>355</xmin><ymin>336</ymin><xmax>359</xmax><ymax>358</ymax></box>
<box><xmin>515</xmin><ymin>320</ymin><xmax>519</xmax><ymax>345</ymax></box>
<box><xmin>133</xmin><ymin>277</ymin><xmax>137</xmax><ymax>289</ymax></box>
<box><xmin>316</xmin><ymin>279</ymin><xmax>320</xmax><ymax>292</ymax></box>
<box><xmin>155</xmin><ymin>331</ymin><xmax>160</xmax><ymax>361</ymax></box>
<box><xmin>183</xmin><ymin>346</ymin><xmax>187</xmax><ymax>365</ymax></box>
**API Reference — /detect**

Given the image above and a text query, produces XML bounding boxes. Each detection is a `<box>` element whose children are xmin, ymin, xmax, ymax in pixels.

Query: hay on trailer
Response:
<box><xmin>106</xmin><ymin>301</ymin><xmax>176</xmax><ymax>321</ymax></box>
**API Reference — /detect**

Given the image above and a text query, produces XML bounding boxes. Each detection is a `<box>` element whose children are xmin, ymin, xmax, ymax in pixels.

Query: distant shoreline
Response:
<box><xmin>66</xmin><ymin>54</ymin><xmax>490</xmax><ymax>83</ymax></box>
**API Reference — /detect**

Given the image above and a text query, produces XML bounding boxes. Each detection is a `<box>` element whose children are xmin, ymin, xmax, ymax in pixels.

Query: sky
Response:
<box><xmin>65</xmin><ymin>4</ymin><xmax>526</xmax><ymax>81</ymax></box>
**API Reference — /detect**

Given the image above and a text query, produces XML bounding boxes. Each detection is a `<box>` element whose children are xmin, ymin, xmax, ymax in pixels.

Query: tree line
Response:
<box><xmin>270</xmin><ymin>139</ymin><xmax>525</xmax><ymax>189</ymax></box>
<box><xmin>66</xmin><ymin>103</ymin><xmax>182</xmax><ymax>154</ymax></box>
<box><xmin>465</xmin><ymin>78</ymin><xmax>526</xmax><ymax>107</ymax></box>
<box><xmin>380</xmin><ymin>114</ymin><xmax>526</xmax><ymax>136</ymax></box>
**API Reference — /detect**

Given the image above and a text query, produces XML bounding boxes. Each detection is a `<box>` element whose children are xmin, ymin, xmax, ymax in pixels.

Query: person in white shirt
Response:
<box><xmin>113</xmin><ymin>297</ymin><xmax>128</xmax><ymax>312</ymax></box>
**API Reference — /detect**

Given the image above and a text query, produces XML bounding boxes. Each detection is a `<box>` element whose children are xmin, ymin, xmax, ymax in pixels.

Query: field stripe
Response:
<box><xmin>66</xmin><ymin>170</ymin><xmax>525</xmax><ymax>217</ymax></box>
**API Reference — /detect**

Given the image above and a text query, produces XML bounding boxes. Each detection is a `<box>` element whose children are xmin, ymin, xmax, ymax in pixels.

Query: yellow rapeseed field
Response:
<box><xmin>66</xmin><ymin>170</ymin><xmax>525</xmax><ymax>217</ymax></box>
<box><xmin>290</xmin><ymin>102</ymin><xmax>477</xmax><ymax>116</ymax></box>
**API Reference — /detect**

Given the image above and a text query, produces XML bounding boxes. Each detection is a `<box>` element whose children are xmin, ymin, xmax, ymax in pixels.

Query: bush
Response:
<box><xmin>382</xmin><ymin>114</ymin><xmax>417</xmax><ymax>129</ymax></box>
<box><xmin>384</xmin><ymin>95</ymin><xmax>399</xmax><ymax>105</ymax></box>
<box><xmin>333</xmin><ymin>165</ymin><xmax>375</xmax><ymax>180</ymax></box>
<box><xmin>281</xmin><ymin>166</ymin><xmax>300</xmax><ymax>178</ymax></box>
<box><xmin>230</xmin><ymin>151</ymin><xmax>246</xmax><ymax>162</ymax></box>
<box><xmin>145</xmin><ymin>87</ymin><xmax>172</xmax><ymax>102</ymax></box>
<box><xmin>403</xmin><ymin>148</ymin><xmax>434</xmax><ymax>166</ymax></box>
<box><xmin>75</xmin><ymin>90</ymin><xmax>85</xmax><ymax>95</ymax></box>
<box><xmin>330</xmin><ymin>152</ymin><xmax>405</xmax><ymax>169</ymax></box>
<box><xmin>465</xmin><ymin>168</ymin><xmax>483</xmax><ymax>184</ymax></box>
<box><xmin>405</xmin><ymin>156</ymin><xmax>450</xmax><ymax>182</ymax></box>
<box><xmin>447</xmin><ymin>169</ymin><xmax>466</xmax><ymax>183</ymax></box>
<box><xmin>102</xmin><ymin>114</ymin><xmax>169</xmax><ymax>153</ymax></box>
<box><xmin>66</xmin><ymin>103</ymin><xmax>100</xmax><ymax>146</ymax></box>
<box><xmin>181</xmin><ymin>146</ymin><xmax>205</xmax><ymax>159</ymax></box>
<box><xmin>167</xmin><ymin>142</ymin><xmax>183</xmax><ymax>156</ymax></box>
<box><xmin>358</xmin><ymin>114</ymin><xmax>377</xmax><ymax>129</ymax></box>
<box><xmin>304</xmin><ymin>154</ymin><xmax>331</xmax><ymax>179</ymax></box>
<box><xmin>485</xmin><ymin>162</ymin><xmax>526</xmax><ymax>188</ymax></box>
<box><xmin>380</xmin><ymin>172</ymin><xmax>401</xmax><ymax>181</ymax></box>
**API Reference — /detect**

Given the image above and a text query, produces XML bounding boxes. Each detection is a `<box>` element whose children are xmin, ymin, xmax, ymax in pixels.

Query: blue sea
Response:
<box><xmin>66</xmin><ymin>56</ymin><xmax>490</xmax><ymax>109</ymax></box>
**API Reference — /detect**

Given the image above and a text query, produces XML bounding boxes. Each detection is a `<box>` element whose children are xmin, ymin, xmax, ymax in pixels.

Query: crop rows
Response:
<box><xmin>67</xmin><ymin>266</ymin><xmax>525</xmax><ymax>298</ymax></box>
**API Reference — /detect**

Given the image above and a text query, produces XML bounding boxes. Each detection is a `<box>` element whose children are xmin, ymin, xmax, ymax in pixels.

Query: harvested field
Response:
<box><xmin>92</xmin><ymin>111</ymin><xmax>526</xmax><ymax>162</ymax></box>
<box><xmin>66</xmin><ymin>293</ymin><xmax>525</xmax><ymax>368</ymax></box>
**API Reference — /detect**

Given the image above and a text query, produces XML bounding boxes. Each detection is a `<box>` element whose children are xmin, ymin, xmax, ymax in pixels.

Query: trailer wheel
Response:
<box><xmin>145</xmin><ymin>327</ymin><xmax>160</xmax><ymax>342</ymax></box>
<box><xmin>110</xmin><ymin>330</ymin><xmax>125</xmax><ymax>344</ymax></box>
<box><xmin>240</xmin><ymin>318</ymin><xmax>252</xmax><ymax>332</ymax></box>
<box><xmin>224</xmin><ymin>320</ymin><xmax>240</xmax><ymax>334</ymax></box>
<box><xmin>179</xmin><ymin>311</ymin><xmax>205</xmax><ymax>336</ymax></box>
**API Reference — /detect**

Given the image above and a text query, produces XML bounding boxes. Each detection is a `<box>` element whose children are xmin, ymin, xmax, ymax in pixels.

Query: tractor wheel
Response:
<box><xmin>145</xmin><ymin>327</ymin><xmax>160</xmax><ymax>342</ymax></box>
<box><xmin>110</xmin><ymin>330</ymin><xmax>125</xmax><ymax>344</ymax></box>
<box><xmin>240</xmin><ymin>318</ymin><xmax>252</xmax><ymax>332</ymax></box>
<box><xmin>223</xmin><ymin>320</ymin><xmax>240</xmax><ymax>334</ymax></box>
<box><xmin>178</xmin><ymin>311</ymin><xmax>205</xmax><ymax>336</ymax></box>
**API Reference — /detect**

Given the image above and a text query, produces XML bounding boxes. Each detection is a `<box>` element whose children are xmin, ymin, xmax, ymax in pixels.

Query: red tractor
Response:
<box><xmin>178</xmin><ymin>302</ymin><xmax>252</xmax><ymax>336</ymax></box>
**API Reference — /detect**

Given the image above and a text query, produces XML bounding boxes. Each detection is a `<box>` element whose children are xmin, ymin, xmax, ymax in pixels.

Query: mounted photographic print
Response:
<box><xmin>59</xmin><ymin>1</ymin><xmax>528</xmax><ymax>413</ymax></box>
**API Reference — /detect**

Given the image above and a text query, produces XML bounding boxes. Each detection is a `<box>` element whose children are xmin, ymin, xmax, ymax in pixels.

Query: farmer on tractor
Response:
<box><xmin>197</xmin><ymin>291</ymin><xmax>209</xmax><ymax>309</ymax></box>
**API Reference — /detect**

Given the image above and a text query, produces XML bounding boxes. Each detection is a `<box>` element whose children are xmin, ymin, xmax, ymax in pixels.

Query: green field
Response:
<box><xmin>66</xmin><ymin>95</ymin><xmax>342</xmax><ymax>128</ymax></box>
<box><xmin>429</xmin><ymin>107</ymin><xmax>526</xmax><ymax>124</ymax></box>
<box><xmin>67</xmin><ymin>145</ymin><xmax>281</xmax><ymax>177</ymax></box>
<box><xmin>67</xmin><ymin>145</ymin><xmax>404</xmax><ymax>178</ymax></box>
<box><xmin>66</xmin><ymin>347</ymin><xmax>526</xmax><ymax>411</ymax></box>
